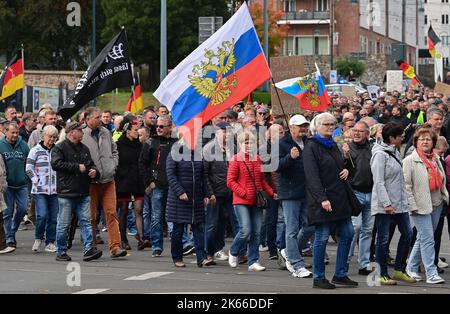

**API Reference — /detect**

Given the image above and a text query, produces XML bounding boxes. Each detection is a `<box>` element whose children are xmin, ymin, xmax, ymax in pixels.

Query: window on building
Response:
<box><xmin>425</xmin><ymin>15</ymin><xmax>427</xmax><ymax>25</ymax></box>
<box><xmin>442</xmin><ymin>0</ymin><xmax>449</xmax><ymax>3</ymax></box>
<box><xmin>317</xmin><ymin>0</ymin><xmax>328</xmax><ymax>11</ymax></box>
<box><xmin>380</xmin><ymin>43</ymin><xmax>385</xmax><ymax>54</ymax></box>
<box><xmin>297</xmin><ymin>37</ymin><xmax>314</xmax><ymax>55</ymax></box>
<box><xmin>315</xmin><ymin>36</ymin><xmax>329</xmax><ymax>55</ymax></box>
<box><xmin>443</xmin><ymin>14</ymin><xmax>449</xmax><ymax>24</ymax></box>
<box><xmin>445</xmin><ymin>57</ymin><xmax>449</xmax><ymax>66</ymax></box>
<box><xmin>377</xmin><ymin>41</ymin><xmax>381</xmax><ymax>54</ymax></box>
<box><xmin>284</xmin><ymin>0</ymin><xmax>296</xmax><ymax>12</ymax></box>
<box><xmin>285</xmin><ymin>37</ymin><xmax>295</xmax><ymax>55</ymax></box>
<box><xmin>360</xmin><ymin>36</ymin><xmax>367</xmax><ymax>53</ymax></box>
<box><xmin>425</xmin><ymin>36</ymin><xmax>428</xmax><ymax>46</ymax></box>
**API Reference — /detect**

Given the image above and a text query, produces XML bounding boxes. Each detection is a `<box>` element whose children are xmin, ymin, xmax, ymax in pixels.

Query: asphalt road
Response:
<box><xmin>1</xmin><ymin>225</ymin><xmax>450</xmax><ymax>295</ymax></box>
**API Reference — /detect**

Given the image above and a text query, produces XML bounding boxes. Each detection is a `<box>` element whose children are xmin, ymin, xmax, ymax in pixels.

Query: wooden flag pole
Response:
<box><xmin>270</xmin><ymin>77</ymin><xmax>290</xmax><ymax>129</ymax></box>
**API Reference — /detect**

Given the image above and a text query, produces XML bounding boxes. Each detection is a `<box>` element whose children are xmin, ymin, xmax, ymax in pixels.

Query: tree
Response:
<box><xmin>248</xmin><ymin>1</ymin><xmax>288</xmax><ymax>57</ymax></box>
<box><xmin>335</xmin><ymin>56</ymin><xmax>365</xmax><ymax>80</ymax></box>
<box><xmin>0</xmin><ymin>0</ymin><xmax>98</xmax><ymax>70</ymax></box>
<box><xmin>101</xmin><ymin>0</ymin><xmax>229</xmax><ymax>89</ymax></box>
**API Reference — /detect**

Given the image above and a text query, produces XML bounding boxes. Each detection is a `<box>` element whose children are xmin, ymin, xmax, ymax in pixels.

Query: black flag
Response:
<box><xmin>59</xmin><ymin>29</ymin><xmax>133</xmax><ymax>120</ymax></box>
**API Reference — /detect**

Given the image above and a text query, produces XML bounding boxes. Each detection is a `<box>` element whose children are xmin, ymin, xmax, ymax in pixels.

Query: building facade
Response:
<box><xmin>421</xmin><ymin>0</ymin><xmax>450</xmax><ymax>68</ymax></box>
<box><xmin>248</xmin><ymin>0</ymin><xmax>423</xmax><ymax>73</ymax></box>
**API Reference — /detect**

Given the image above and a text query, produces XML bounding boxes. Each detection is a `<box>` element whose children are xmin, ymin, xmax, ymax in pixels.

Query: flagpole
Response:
<box><xmin>130</xmin><ymin>63</ymin><xmax>136</xmax><ymax>114</ymax></box>
<box><xmin>21</xmin><ymin>44</ymin><xmax>25</xmax><ymax>112</ymax></box>
<box><xmin>270</xmin><ymin>77</ymin><xmax>290</xmax><ymax>129</ymax></box>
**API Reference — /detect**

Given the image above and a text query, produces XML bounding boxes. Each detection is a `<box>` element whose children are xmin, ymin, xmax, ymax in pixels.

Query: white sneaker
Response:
<box><xmin>214</xmin><ymin>250</ymin><xmax>229</xmax><ymax>261</ymax></box>
<box><xmin>228</xmin><ymin>252</ymin><xmax>237</xmax><ymax>268</ymax></box>
<box><xmin>258</xmin><ymin>245</ymin><xmax>269</xmax><ymax>252</ymax></box>
<box><xmin>292</xmin><ymin>267</ymin><xmax>312</xmax><ymax>278</ymax></box>
<box><xmin>45</xmin><ymin>243</ymin><xmax>57</xmax><ymax>253</ymax></box>
<box><xmin>426</xmin><ymin>274</ymin><xmax>445</xmax><ymax>284</ymax></box>
<box><xmin>280</xmin><ymin>249</ymin><xmax>295</xmax><ymax>273</ymax></box>
<box><xmin>0</xmin><ymin>246</ymin><xmax>15</xmax><ymax>254</ymax></box>
<box><xmin>248</xmin><ymin>262</ymin><xmax>266</xmax><ymax>272</ymax></box>
<box><xmin>406</xmin><ymin>268</ymin><xmax>423</xmax><ymax>282</ymax></box>
<box><xmin>438</xmin><ymin>258</ymin><xmax>449</xmax><ymax>269</ymax></box>
<box><xmin>32</xmin><ymin>240</ymin><xmax>42</xmax><ymax>252</ymax></box>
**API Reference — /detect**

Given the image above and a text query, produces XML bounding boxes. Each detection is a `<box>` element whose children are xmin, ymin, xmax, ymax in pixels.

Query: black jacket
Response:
<box><xmin>115</xmin><ymin>136</ymin><xmax>144</xmax><ymax>195</ymax></box>
<box><xmin>19</xmin><ymin>126</ymin><xmax>33</xmax><ymax>143</ymax></box>
<box><xmin>303</xmin><ymin>138</ymin><xmax>352</xmax><ymax>225</ymax></box>
<box><xmin>277</xmin><ymin>133</ymin><xmax>307</xmax><ymax>200</ymax></box>
<box><xmin>203</xmin><ymin>138</ymin><xmax>234</xmax><ymax>198</ymax></box>
<box><xmin>138</xmin><ymin>136</ymin><xmax>177</xmax><ymax>189</ymax></box>
<box><xmin>51</xmin><ymin>139</ymin><xmax>99</xmax><ymax>197</ymax></box>
<box><xmin>344</xmin><ymin>141</ymin><xmax>373</xmax><ymax>193</ymax></box>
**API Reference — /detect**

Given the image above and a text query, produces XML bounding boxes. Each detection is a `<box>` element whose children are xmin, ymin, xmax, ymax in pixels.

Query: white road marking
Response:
<box><xmin>73</xmin><ymin>289</ymin><xmax>110</xmax><ymax>294</ymax></box>
<box><xmin>124</xmin><ymin>271</ymin><xmax>173</xmax><ymax>281</ymax></box>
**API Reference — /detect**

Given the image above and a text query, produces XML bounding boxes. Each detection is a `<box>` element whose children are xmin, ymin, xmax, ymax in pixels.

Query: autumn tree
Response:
<box><xmin>248</xmin><ymin>1</ymin><xmax>288</xmax><ymax>57</ymax></box>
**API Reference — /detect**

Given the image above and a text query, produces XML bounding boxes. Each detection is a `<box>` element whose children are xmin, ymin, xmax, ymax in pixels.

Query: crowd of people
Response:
<box><xmin>0</xmin><ymin>84</ymin><xmax>450</xmax><ymax>290</ymax></box>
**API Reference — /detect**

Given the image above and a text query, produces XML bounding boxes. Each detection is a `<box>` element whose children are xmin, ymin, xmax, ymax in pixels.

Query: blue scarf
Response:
<box><xmin>313</xmin><ymin>134</ymin><xmax>334</xmax><ymax>149</ymax></box>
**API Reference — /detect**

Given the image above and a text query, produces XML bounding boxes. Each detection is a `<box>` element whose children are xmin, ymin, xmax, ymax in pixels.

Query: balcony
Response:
<box><xmin>278</xmin><ymin>11</ymin><xmax>331</xmax><ymax>25</ymax></box>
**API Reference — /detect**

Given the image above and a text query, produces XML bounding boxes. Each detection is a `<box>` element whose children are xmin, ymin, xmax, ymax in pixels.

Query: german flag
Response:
<box><xmin>428</xmin><ymin>25</ymin><xmax>441</xmax><ymax>58</ymax></box>
<box><xmin>397</xmin><ymin>60</ymin><xmax>416</xmax><ymax>79</ymax></box>
<box><xmin>125</xmin><ymin>73</ymin><xmax>143</xmax><ymax>114</ymax></box>
<box><xmin>0</xmin><ymin>52</ymin><xmax>24</xmax><ymax>101</ymax></box>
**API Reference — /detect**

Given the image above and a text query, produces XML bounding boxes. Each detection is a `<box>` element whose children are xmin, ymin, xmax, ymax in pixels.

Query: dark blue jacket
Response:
<box><xmin>166</xmin><ymin>145</ymin><xmax>211</xmax><ymax>224</ymax></box>
<box><xmin>277</xmin><ymin>133</ymin><xmax>307</xmax><ymax>200</ymax></box>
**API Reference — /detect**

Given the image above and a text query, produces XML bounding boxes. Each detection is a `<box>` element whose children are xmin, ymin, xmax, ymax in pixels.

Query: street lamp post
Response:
<box><xmin>160</xmin><ymin>0</ymin><xmax>167</xmax><ymax>82</ymax></box>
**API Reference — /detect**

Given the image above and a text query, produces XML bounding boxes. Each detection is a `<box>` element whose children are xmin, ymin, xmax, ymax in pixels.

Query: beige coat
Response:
<box><xmin>403</xmin><ymin>149</ymin><xmax>449</xmax><ymax>215</ymax></box>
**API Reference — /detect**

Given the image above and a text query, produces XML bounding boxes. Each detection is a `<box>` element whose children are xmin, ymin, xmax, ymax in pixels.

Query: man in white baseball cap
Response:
<box><xmin>277</xmin><ymin>114</ymin><xmax>314</xmax><ymax>279</ymax></box>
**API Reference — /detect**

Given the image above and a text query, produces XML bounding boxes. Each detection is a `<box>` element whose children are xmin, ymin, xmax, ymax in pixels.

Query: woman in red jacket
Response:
<box><xmin>227</xmin><ymin>131</ymin><xmax>276</xmax><ymax>271</ymax></box>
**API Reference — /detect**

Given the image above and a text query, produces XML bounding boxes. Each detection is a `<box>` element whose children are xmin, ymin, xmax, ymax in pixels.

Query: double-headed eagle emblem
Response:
<box><xmin>297</xmin><ymin>79</ymin><xmax>320</xmax><ymax>108</ymax></box>
<box><xmin>189</xmin><ymin>39</ymin><xmax>237</xmax><ymax>106</ymax></box>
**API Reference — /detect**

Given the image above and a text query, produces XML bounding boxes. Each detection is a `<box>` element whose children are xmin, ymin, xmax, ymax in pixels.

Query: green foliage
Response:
<box><xmin>335</xmin><ymin>56</ymin><xmax>365</xmax><ymax>80</ymax></box>
<box><xmin>0</xmin><ymin>0</ymin><xmax>97</xmax><ymax>70</ymax></box>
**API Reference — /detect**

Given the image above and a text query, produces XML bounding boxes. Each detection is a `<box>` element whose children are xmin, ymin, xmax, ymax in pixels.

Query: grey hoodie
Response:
<box><xmin>370</xmin><ymin>142</ymin><xmax>409</xmax><ymax>215</ymax></box>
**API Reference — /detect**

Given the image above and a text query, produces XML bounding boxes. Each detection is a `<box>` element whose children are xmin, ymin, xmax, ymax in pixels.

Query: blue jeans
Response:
<box><xmin>277</xmin><ymin>204</ymin><xmax>286</xmax><ymax>250</ymax></box>
<box><xmin>375</xmin><ymin>212</ymin><xmax>412</xmax><ymax>276</ymax></box>
<box><xmin>205</xmin><ymin>195</ymin><xmax>233</xmax><ymax>256</ymax></box>
<box><xmin>34</xmin><ymin>194</ymin><xmax>59</xmax><ymax>245</ymax></box>
<box><xmin>171</xmin><ymin>222</ymin><xmax>206</xmax><ymax>263</ymax></box>
<box><xmin>408</xmin><ymin>204</ymin><xmax>443</xmax><ymax>279</ymax></box>
<box><xmin>348</xmin><ymin>191</ymin><xmax>373</xmax><ymax>269</ymax></box>
<box><xmin>3</xmin><ymin>186</ymin><xmax>29</xmax><ymax>245</ymax></box>
<box><xmin>167</xmin><ymin>222</ymin><xmax>193</xmax><ymax>249</ymax></box>
<box><xmin>127</xmin><ymin>203</ymin><xmax>137</xmax><ymax>234</ymax></box>
<box><xmin>56</xmin><ymin>197</ymin><xmax>94</xmax><ymax>255</ymax></box>
<box><xmin>143</xmin><ymin>194</ymin><xmax>152</xmax><ymax>241</ymax></box>
<box><xmin>151</xmin><ymin>187</ymin><xmax>168</xmax><ymax>252</ymax></box>
<box><xmin>260</xmin><ymin>199</ymin><xmax>279</xmax><ymax>253</ymax></box>
<box><xmin>313</xmin><ymin>218</ymin><xmax>354</xmax><ymax>280</ymax></box>
<box><xmin>282</xmin><ymin>199</ymin><xmax>314</xmax><ymax>270</ymax></box>
<box><xmin>230</xmin><ymin>205</ymin><xmax>263</xmax><ymax>266</ymax></box>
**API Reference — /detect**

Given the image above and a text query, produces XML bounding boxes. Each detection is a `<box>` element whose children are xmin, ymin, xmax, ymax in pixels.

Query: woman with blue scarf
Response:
<box><xmin>303</xmin><ymin>112</ymin><xmax>357</xmax><ymax>290</ymax></box>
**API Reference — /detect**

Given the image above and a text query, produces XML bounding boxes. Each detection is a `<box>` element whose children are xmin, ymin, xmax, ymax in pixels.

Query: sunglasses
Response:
<box><xmin>157</xmin><ymin>125</ymin><xmax>169</xmax><ymax>129</ymax></box>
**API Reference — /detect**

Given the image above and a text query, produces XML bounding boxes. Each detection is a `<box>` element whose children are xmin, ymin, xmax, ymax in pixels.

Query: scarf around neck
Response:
<box><xmin>313</xmin><ymin>134</ymin><xmax>334</xmax><ymax>149</ymax></box>
<box><xmin>416</xmin><ymin>148</ymin><xmax>443</xmax><ymax>192</ymax></box>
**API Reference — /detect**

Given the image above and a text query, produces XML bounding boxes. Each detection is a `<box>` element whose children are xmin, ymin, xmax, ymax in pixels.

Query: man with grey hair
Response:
<box><xmin>342</xmin><ymin>121</ymin><xmax>374</xmax><ymax>275</ymax></box>
<box><xmin>82</xmin><ymin>107</ymin><xmax>127</xmax><ymax>258</ymax></box>
<box><xmin>405</xmin><ymin>107</ymin><xmax>449</xmax><ymax>157</ymax></box>
<box><xmin>138</xmin><ymin>115</ymin><xmax>178</xmax><ymax>257</ymax></box>
<box><xmin>0</xmin><ymin>122</ymin><xmax>30</xmax><ymax>251</ymax></box>
<box><xmin>28</xmin><ymin>110</ymin><xmax>58</xmax><ymax>149</ymax></box>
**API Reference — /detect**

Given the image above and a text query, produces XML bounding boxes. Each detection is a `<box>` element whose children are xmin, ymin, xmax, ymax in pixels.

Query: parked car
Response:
<box><xmin>325</xmin><ymin>83</ymin><xmax>367</xmax><ymax>96</ymax></box>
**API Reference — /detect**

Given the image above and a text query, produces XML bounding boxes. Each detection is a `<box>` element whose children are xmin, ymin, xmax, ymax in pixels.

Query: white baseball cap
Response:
<box><xmin>289</xmin><ymin>114</ymin><xmax>310</xmax><ymax>126</ymax></box>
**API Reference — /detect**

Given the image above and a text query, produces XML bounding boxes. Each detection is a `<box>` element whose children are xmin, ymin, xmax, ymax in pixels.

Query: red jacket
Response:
<box><xmin>227</xmin><ymin>152</ymin><xmax>274</xmax><ymax>206</ymax></box>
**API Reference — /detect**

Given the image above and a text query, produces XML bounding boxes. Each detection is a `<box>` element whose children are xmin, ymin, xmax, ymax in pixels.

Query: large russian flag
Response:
<box><xmin>275</xmin><ymin>65</ymin><xmax>330</xmax><ymax>112</ymax></box>
<box><xmin>154</xmin><ymin>2</ymin><xmax>271</xmax><ymax>148</ymax></box>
